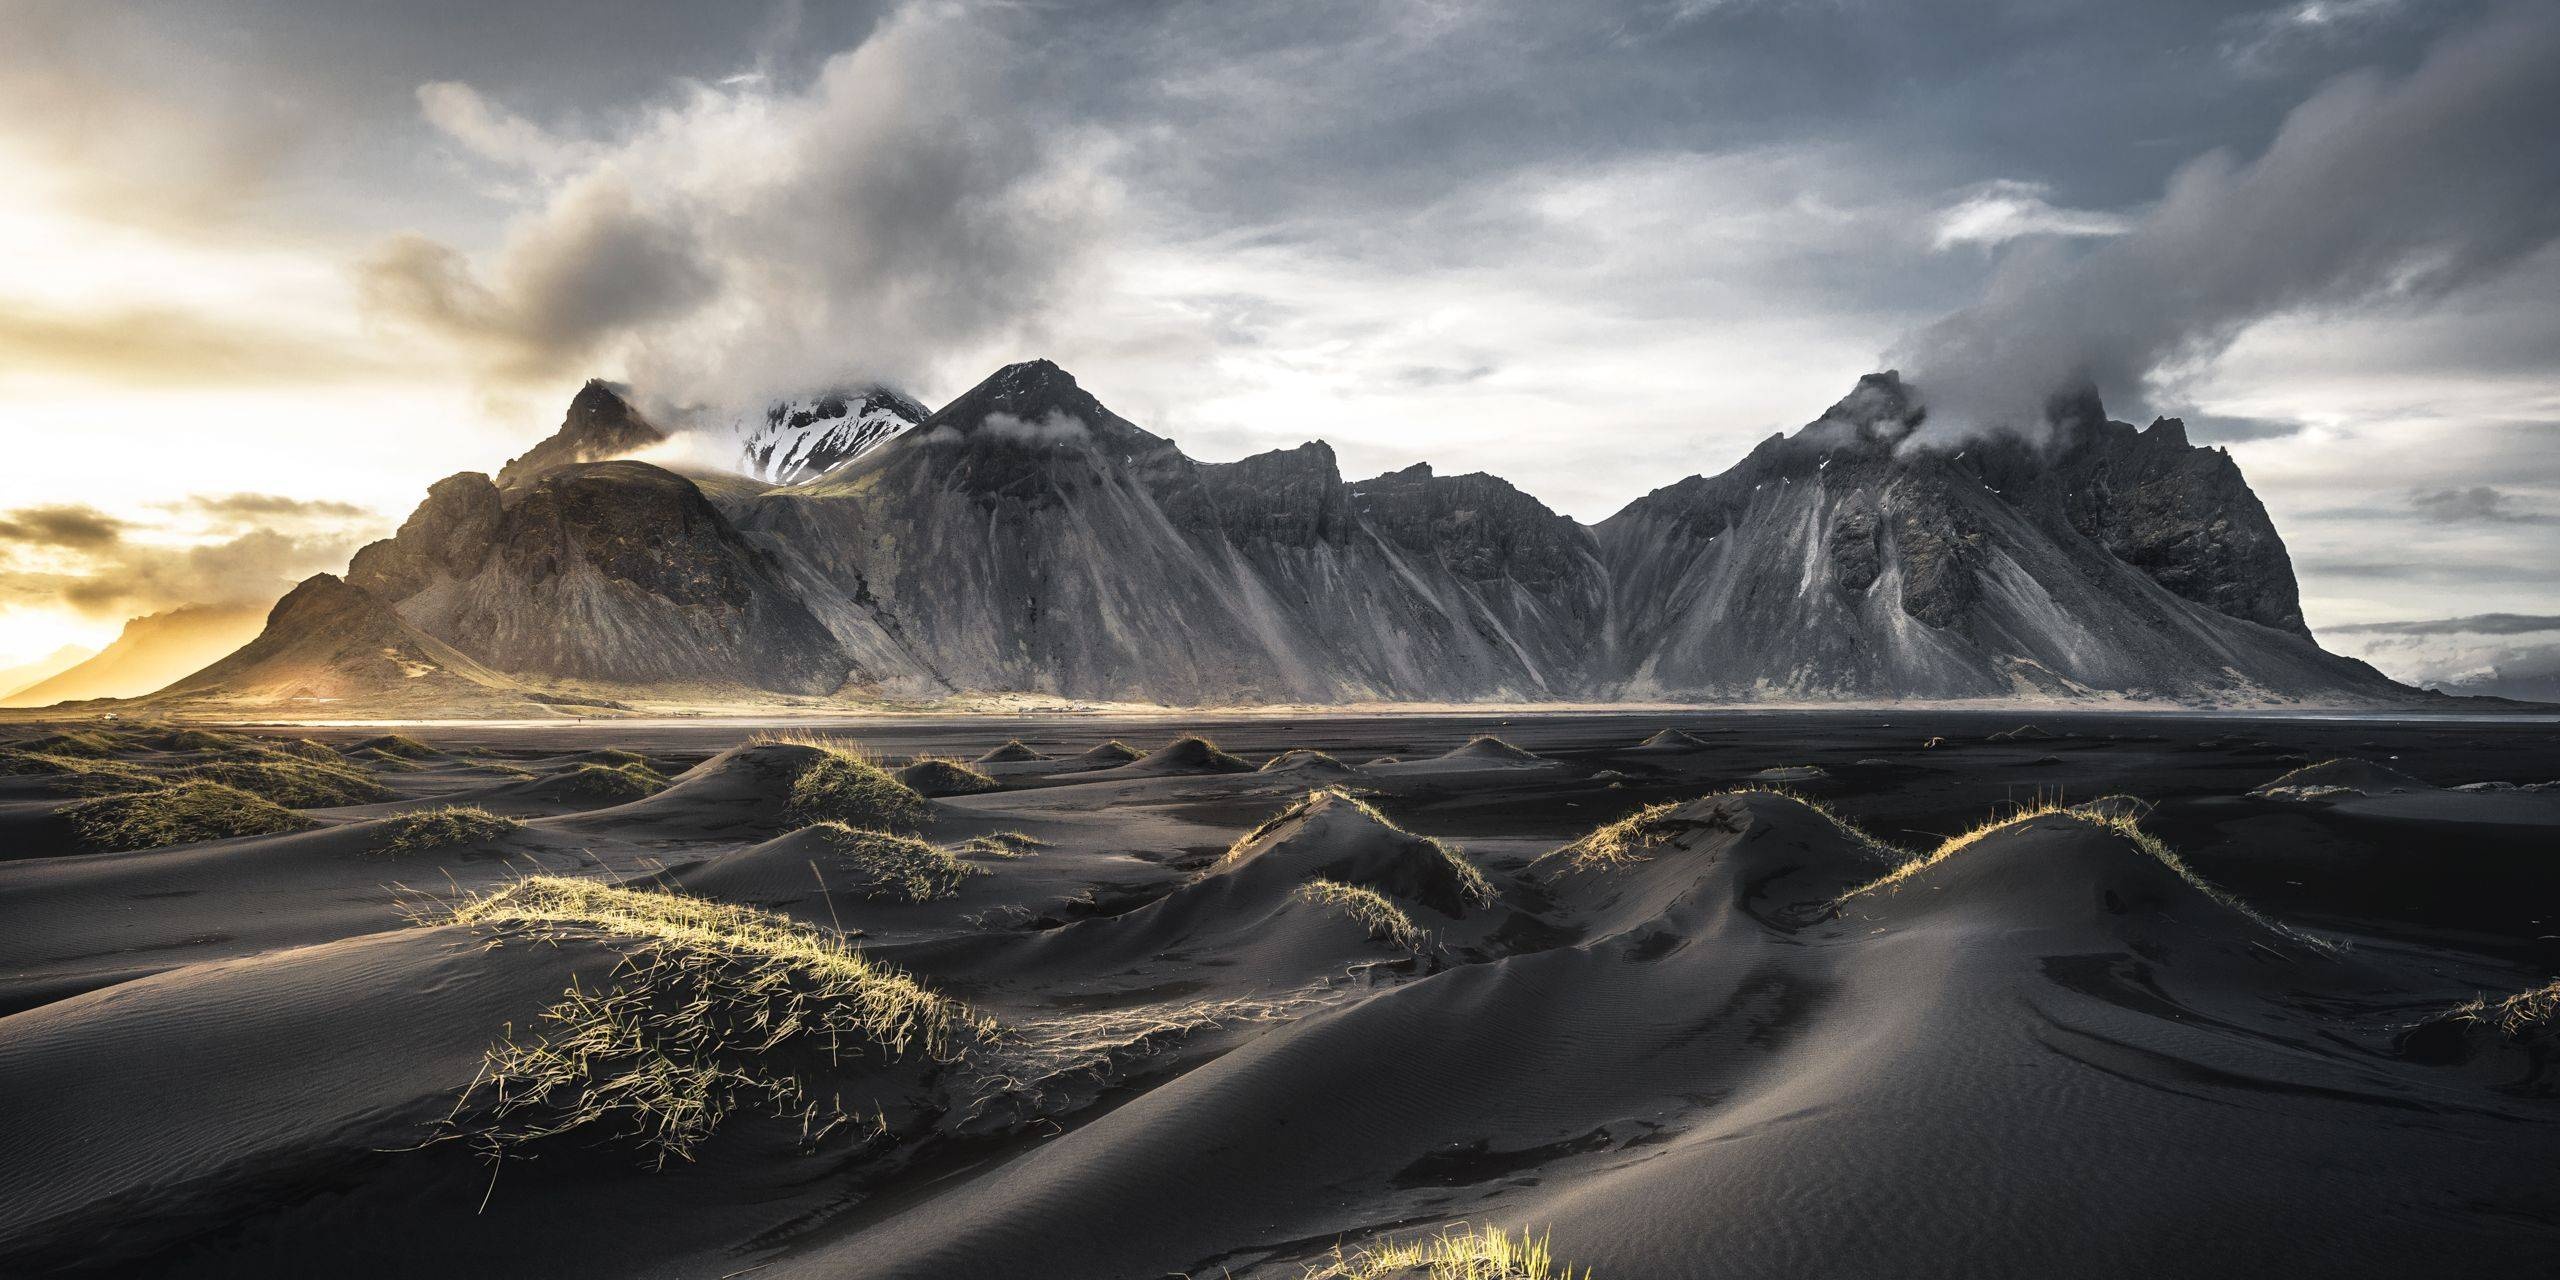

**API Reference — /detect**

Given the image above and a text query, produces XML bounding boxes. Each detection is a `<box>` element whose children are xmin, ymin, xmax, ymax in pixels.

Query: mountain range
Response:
<box><xmin>143</xmin><ymin>360</ymin><xmax>2413</xmax><ymax>711</ymax></box>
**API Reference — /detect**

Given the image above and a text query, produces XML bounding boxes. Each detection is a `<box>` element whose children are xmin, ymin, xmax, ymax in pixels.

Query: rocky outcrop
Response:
<box><xmin>347</xmin><ymin>462</ymin><xmax>848</xmax><ymax>694</ymax></box>
<box><xmin>494</xmin><ymin>380</ymin><xmax>668</xmax><ymax>489</ymax></box>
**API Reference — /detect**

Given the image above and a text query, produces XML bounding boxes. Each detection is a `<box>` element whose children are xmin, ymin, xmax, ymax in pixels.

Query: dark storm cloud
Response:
<box><xmin>176</xmin><ymin>494</ymin><xmax>377</xmax><ymax>521</ymax></box>
<box><xmin>0</xmin><ymin>506</ymin><xmax>128</xmax><ymax>550</ymax></box>
<box><xmin>1891</xmin><ymin>2</ymin><xmax>2560</xmax><ymax>444</ymax></box>
<box><xmin>2409</xmin><ymin>486</ymin><xmax>2554</xmax><ymax>524</ymax></box>
<box><xmin>356</xmin><ymin>6</ymin><xmax>1113</xmax><ymax>406</ymax></box>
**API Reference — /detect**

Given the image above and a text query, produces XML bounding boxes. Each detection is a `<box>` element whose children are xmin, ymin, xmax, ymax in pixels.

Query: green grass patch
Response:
<box><xmin>63</xmin><ymin>781</ymin><xmax>315</xmax><ymax>851</ymax></box>
<box><xmin>435</xmin><ymin>875</ymin><xmax>988</xmax><ymax>1165</ymax></box>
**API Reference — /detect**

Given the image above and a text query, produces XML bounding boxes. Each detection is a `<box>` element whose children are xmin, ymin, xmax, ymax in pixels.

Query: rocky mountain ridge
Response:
<box><xmin>165</xmin><ymin>360</ymin><xmax>2414</xmax><ymax>710</ymax></box>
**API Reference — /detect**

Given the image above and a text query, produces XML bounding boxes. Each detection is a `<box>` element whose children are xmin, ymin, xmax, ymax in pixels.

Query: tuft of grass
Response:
<box><xmin>1296</xmin><ymin>878</ymin><xmax>1428</xmax><ymax>952</ymax></box>
<box><xmin>1261</xmin><ymin>748</ymin><xmax>1351</xmax><ymax>773</ymax></box>
<box><xmin>1537</xmin><ymin>787</ymin><xmax>1894</xmax><ymax>879</ymax></box>
<box><xmin>63</xmin><ymin>780</ymin><xmax>315</xmax><ymax>851</ymax></box>
<box><xmin>1305</xmin><ymin>1223</ymin><xmax>1590</xmax><ymax>1280</ymax></box>
<box><xmin>548</xmin><ymin>761</ymin><xmax>668</xmax><ymax>800</ymax></box>
<box><xmin>1221</xmin><ymin>789</ymin><xmax>1496</xmax><ymax>910</ymax></box>
<box><xmin>1834</xmin><ymin>798</ymin><xmax>2326</xmax><ymax>948</ymax></box>
<box><xmin>374</xmin><ymin>805</ymin><xmax>522</xmax><ymax>855</ymax></box>
<box><xmin>350</xmin><ymin>746</ymin><xmax>429</xmax><ymax>771</ymax></box>
<box><xmin>351</xmin><ymin>733</ymin><xmax>441</xmax><ymax>760</ymax></box>
<box><xmin>264</xmin><ymin>737</ymin><xmax>350</xmax><ymax>764</ymax></box>
<box><xmin>1540</xmin><ymin>800</ymin><xmax>1686</xmax><ymax>875</ymax></box>
<box><xmin>436</xmin><ymin>875</ymin><xmax>989</xmax><ymax>1165</ymax></box>
<box><xmin>896</xmin><ymin>757</ymin><xmax>1000</xmax><ymax>797</ymax></box>
<box><xmin>180</xmin><ymin>758</ymin><xmax>393</xmax><ymax>808</ymax></box>
<box><xmin>975</xmin><ymin>739</ymin><xmax>1044</xmax><ymax>763</ymax></box>
<box><xmin>804</xmin><ymin>823</ymin><xmax>987</xmax><ymax>902</ymax></box>
<box><xmin>953</xmin><ymin>831</ymin><xmax>1049</xmax><ymax>859</ymax></box>
<box><xmin>2451</xmin><ymin>980</ymin><xmax>2560</xmax><ymax>1041</ymax></box>
<box><xmin>0</xmin><ymin>748</ymin><xmax>163</xmax><ymax>796</ymax></box>
<box><xmin>16</xmin><ymin>729</ymin><xmax>127</xmax><ymax>758</ymax></box>
<box><xmin>776</xmin><ymin>739</ymin><xmax>930</xmax><ymax>830</ymax></box>
<box><xmin>138</xmin><ymin>726</ymin><xmax>253</xmax><ymax>753</ymax></box>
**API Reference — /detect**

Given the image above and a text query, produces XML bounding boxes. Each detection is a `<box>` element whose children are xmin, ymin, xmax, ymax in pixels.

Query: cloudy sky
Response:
<box><xmin>3</xmin><ymin>0</ymin><xmax>2556</xmax><ymax>687</ymax></box>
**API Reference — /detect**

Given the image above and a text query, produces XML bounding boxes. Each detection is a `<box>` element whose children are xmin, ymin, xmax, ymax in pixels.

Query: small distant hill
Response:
<box><xmin>2</xmin><ymin>604</ymin><xmax>265</xmax><ymax>708</ymax></box>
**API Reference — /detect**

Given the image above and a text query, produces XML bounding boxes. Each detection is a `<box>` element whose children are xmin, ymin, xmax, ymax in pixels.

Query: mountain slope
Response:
<box><xmin>494</xmin><ymin>380</ymin><xmax>668</xmax><ymax>488</ymax></box>
<box><xmin>182</xmin><ymin>361</ymin><xmax>2416</xmax><ymax>710</ymax></box>
<box><xmin>2</xmin><ymin>605</ymin><xmax>266</xmax><ymax>708</ymax></box>
<box><xmin>746</xmin><ymin>360</ymin><xmax>1607</xmax><ymax>702</ymax></box>
<box><xmin>157</xmin><ymin>575</ymin><xmax>527</xmax><ymax>709</ymax></box>
<box><xmin>0</xmin><ymin>645</ymin><xmax>93</xmax><ymax>702</ymax></box>
<box><xmin>347</xmin><ymin>463</ymin><xmax>848</xmax><ymax>694</ymax></box>
<box><xmin>1591</xmin><ymin>374</ymin><xmax>2396</xmax><ymax>703</ymax></box>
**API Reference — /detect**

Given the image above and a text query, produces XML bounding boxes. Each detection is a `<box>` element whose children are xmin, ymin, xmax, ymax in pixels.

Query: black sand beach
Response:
<box><xmin>3</xmin><ymin>709</ymin><xmax>2557</xmax><ymax>1277</ymax></box>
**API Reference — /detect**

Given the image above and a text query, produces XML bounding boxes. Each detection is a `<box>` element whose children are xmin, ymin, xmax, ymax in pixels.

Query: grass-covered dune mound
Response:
<box><xmin>512</xmin><ymin>760</ymin><xmax>669</xmax><ymax>805</ymax></box>
<box><xmin>551</xmin><ymin>738</ymin><xmax>927</xmax><ymax>838</ymax></box>
<box><xmin>678</xmin><ymin>823</ymin><xmax>994</xmax><ymax>906</ymax></box>
<box><xmin>0</xmin><ymin>748</ymin><xmax>162</xmax><ymax>797</ymax></box>
<box><xmin>365</xmin><ymin>805</ymin><xmax>522</xmax><ymax>856</ymax></box>
<box><xmin>1217</xmin><ymin>789</ymin><xmax>1494</xmax><ymax>918</ymax></box>
<box><xmin>350</xmin><ymin>733</ymin><xmax>442</xmax><ymax>761</ymax></box>
<box><xmin>1072</xmin><ymin>739</ymin><xmax>1143</xmax><ymax>768</ymax></box>
<box><xmin>61</xmin><ymin>780</ymin><xmax>316</xmax><ymax>852</ymax></box>
<box><xmin>2250</xmin><ymin>757</ymin><xmax>2434</xmax><ymax>801</ymax></box>
<box><xmin>1261</xmin><ymin>748</ymin><xmax>1359</xmax><ymax>776</ymax></box>
<box><xmin>435</xmin><ymin>876</ymin><xmax>989</xmax><ymax>1163</ymax></box>
<box><xmin>974</xmin><ymin>739</ymin><xmax>1044</xmax><ymax>764</ymax></box>
<box><xmin>893</xmin><ymin>758</ymin><xmax>1000</xmax><ymax>798</ymax></box>
<box><xmin>1124</xmin><ymin>736</ymin><xmax>1253</xmax><ymax>775</ymax></box>
<box><xmin>180</xmin><ymin>758</ymin><xmax>393</xmax><ymax>808</ymax></box>
<box><xmin>1437</xmin><ymin>735</ymin><xmax>1546</xmax><ymax>765</ymax></box>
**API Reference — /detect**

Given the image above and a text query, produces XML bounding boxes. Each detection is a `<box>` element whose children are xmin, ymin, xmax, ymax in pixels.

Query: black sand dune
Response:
<box><xmin>2</xmin><ymin>712</ymin><xmax>2557</xmax><ymax>1278</ymax></box>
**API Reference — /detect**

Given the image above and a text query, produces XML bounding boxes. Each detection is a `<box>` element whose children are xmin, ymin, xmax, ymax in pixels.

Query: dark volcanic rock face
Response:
<box><xmin>162</xmin><ymin>574</ymin><xmax>521</xmax><ymax>706</ymax></box>
<box><xmin>2053</xmin><ymin>417</ymin><xmax>2310</xmax><ymax>638</ymax></box>
<box><xmin>494</xmin><ymin>381</ymin><xmax>669</xmax><ymax>489</ymax></box>
<box><xmin>350</xmin><ymin>462</ymin><xmax>848</xmax><ymax>694</ymax></box>
<box><xmin>263</xmin><ymin>362</ymin><xmax>2407</xmax><ymax>709</ymax></box>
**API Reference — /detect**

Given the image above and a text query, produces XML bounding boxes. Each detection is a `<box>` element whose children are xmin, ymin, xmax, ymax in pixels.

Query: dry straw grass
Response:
<box><xmin>2452</xmin><ymin>979</ymin><xmax>2560</xmax><ymax>1039</ymax></box>
<box><xmin>0</xmin><ymin>749</ymin><xmax>163</xmax><ymax>796</ymax></box>
<box><xmin>375</xmin><ymin>805</ymin><xmax>522</xmax><ymax>855</ymax></box>
<box><xmin>1220</xmin><ymin>789</ymin><xmax>1495</xmax><ymax>909</ymax></box>
<box><xmin>435</xmin><ymin>875</ymin><xmax>988</xmax><ymax>1165</ymax></box>
<box><xmin>1305</xmin><ymin>1223</ymin><xmax>1590</xmax><ymax>1280</ymax></box>
<box><xmin>953</xmin><ymin>831</ymin><xmax>1049</xmax><ymax>859</ymax></box>
<box><xmin>751</xmin><ymin>732</ymin><xmax>931</xmax><ymax>830</ymax></box>
<box><xmin>549</xmin><ymin>761</ymin><xmax>668</xmax><ymax>800</ymax></box>
<box><xmin>180</xmin><ymin>758</ymin><xmax>392</xmax><ymax>807</ymax></box>
<box><xmin>1537</xmin><ymin>787</ymin><xmax>1893</xmax><ymax>878</ymax></box>
<box><xmin>63</xmin><ymin>780</ymin><xmax>315</xmax><ymax>850</ymax></box>
<box><xmin>1296</xmin><ymin>878</ymin><xmax>1429</xmax><ymax>951</ymax></box>
<box><xmin>804</xmin><ymin>824</ymin><xmax>988</xmax><ymax>902</ymax></box>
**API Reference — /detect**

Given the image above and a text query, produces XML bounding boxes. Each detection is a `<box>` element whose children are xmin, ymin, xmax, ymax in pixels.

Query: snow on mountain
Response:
<box><xmin>736</xmin><ymin>387</ymin><xmax>927</xmax><ymax>484</ymax></box>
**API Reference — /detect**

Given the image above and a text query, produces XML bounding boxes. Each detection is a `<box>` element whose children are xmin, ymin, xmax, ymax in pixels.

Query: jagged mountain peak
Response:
<box><xmin>917</xmin><ymin>359</ymin><xmax>1164</xmax><ymax>450</ymax></box>
<box><xmin>495</xmin><ymin>379</ymin><xmax>670</xmax><ymax>488</ymax></box>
